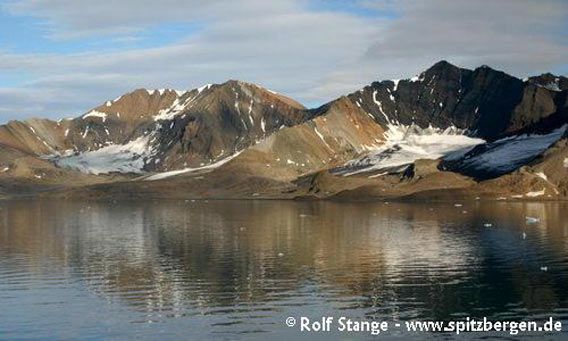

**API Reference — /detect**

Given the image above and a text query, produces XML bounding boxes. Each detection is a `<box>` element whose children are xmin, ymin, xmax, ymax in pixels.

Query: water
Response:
<box><xmin>0</xmin><ymin>199</ymin><xmax>567</xmax><ymax>340</ymax></box>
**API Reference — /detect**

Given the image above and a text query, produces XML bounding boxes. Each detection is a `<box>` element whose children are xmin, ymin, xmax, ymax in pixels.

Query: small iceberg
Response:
<box><xmin>526</xmin><ymin>217</ymin><xmax>540</xmax><ymax>224</ymax></box>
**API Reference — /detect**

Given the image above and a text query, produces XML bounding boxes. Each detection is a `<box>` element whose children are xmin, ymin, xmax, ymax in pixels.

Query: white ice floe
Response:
<box><xmin>526</xmin><ymin>216</ymin><xmax>540</xmax><ymax>224</ymax></box>
<box><xmin>564</xmin><ymin>158</ymin><xmax>568</xmax><ymax>168</ymax></box>
<box><xmin>145</xmin><ymin>151</ymin><xmax>242</xmax><ymax>181</ymax></box>
<box><xmin>54</xmin><ymin>136</ymin><xmax>155</xmax><ymax>175</ymax></box>
<box><xmin>457</xmin><ymin>125</ymin><xmax>567</xmax><ymax>175</ymax></box>
<box><xmin>339</xmin><ymin>124</ymin><xmax>484</xmax><ymax>176</ymax></box>
<box><xmin>83</xmin><ymin>110</ymin><xmax>108</xmax><ymax>122</ymax></box>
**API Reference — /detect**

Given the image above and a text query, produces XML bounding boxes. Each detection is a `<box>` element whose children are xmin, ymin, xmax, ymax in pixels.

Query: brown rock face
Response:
<box><xmin>148</xmin><ymin>80</ymin><xmax>311</xmax><ymax>171</ymax></box>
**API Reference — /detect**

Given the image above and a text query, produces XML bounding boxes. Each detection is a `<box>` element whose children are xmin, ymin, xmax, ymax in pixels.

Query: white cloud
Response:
<box><xmin>0</xmin><ymin>0</ymin><xmax>566</xmax><ymax>122</ymax></box>
<box><xmin>363</xmin><ymin>0</ymin><xmax>568</xmax><ymax>76</ymax></box>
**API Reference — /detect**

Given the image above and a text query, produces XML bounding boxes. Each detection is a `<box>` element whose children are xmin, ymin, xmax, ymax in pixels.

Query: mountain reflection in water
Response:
<box><xmin>0</xmin><ymin>199</ymin><xmax>567</xmax><ymax>339</ymax></box>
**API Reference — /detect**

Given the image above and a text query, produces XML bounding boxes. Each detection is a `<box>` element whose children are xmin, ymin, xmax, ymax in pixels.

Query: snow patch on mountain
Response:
<box><xmin>144</xmin><ymin>151</ymin><xmax>242</xmax><ymax>181</ymax></box>
<box><xmin>83</xmin><ymin>110</ymin><xmax>108</xmax><ymax>122</ymax></box>
<box><xmin>533</xmin><ymin>78</ymin><xmax>562</xmax><ymax>92</ymax></box>
<box><xmin>54</xmin><ymin>136</ymin><xmax>156</xmax><ymax>175</ymax></box>
<box><xmin>338</xmin><ymin>124</ymin><xmax>484</xmax><ymax>176</ymax></box>
<box><xmin>197</xmin><ymin>84</ymin><xmax>212</xmax><ymax>94</ymax></box>
<box><xmin>145</xmin><ymin>88</ymin><xmax>187</xmax><ymax>96</ymax></box>
<box><xmin>526</xmin><ymin>189</ymin><xmax>546</xmax><ymax>197</ymax></box>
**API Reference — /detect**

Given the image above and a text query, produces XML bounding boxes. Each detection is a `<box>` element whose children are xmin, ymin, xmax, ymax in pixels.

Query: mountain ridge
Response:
<box><xmin>1</xmin><ymin>61</ymin><xmax>567</xmax><ymax>201</ymax></box>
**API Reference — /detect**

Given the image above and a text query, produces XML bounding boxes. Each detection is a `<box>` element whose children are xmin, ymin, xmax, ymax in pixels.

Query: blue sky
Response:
<box><xmin>0</xmin><ymin>0</ymin><xmax>567</xmax><ymax>122</ymax></box>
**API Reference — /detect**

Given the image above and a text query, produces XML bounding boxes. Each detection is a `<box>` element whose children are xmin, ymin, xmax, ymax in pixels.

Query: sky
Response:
<box><xmin>0</xmin><ymin>0</ymin><xmax>567</xmax><ymax>122</ymax></box>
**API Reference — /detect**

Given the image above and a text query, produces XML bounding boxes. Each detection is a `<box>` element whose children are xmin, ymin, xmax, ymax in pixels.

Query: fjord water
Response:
<box><xmin>1</xmin><ymin>200</ymin><xmax>567</xmax><ymax>340</ymax></box>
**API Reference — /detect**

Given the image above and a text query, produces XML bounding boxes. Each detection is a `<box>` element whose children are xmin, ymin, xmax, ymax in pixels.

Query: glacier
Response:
<box><xmin>337</xmin><ymin>124</ymin><xmax>485</xmax><ymax>176</ymax></box>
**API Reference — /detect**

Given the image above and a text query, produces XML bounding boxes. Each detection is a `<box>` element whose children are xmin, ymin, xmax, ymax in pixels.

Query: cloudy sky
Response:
<box><xmin>0</xmin><ymin>0</ymin><xmax>567</xmax><ymax>122</ymax></box>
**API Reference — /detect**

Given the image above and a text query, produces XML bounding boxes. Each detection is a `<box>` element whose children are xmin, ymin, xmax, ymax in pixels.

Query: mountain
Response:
<box><xmin>0</xmin><ymin>61</ymin><xmax>567</xmax><ymax>201</ymax></box>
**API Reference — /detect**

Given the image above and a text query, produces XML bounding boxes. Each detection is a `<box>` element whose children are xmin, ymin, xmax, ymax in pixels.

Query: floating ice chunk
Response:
<box><xmin>454</xmin><ymin>203</ymin><xmax>463</xmax><ymax>207</ymax></box>
<box><xmin>483</xmin><ymin>223</ymin><xmax>493</xmax><ymax>227</ymax></box>
<box><xmin>564</xmin><ymin>158</ymin><xmax>568</xmax><ymax>168</ymax></box>
<box><xmin>540</xmin><ymin>266</ymin><xmax>548</xmax><ymax>272</ymax></box>
<box><xmin>525</xmin><ymin>216</ymin><xmax>540</xmax><ymax>224</ymax></box>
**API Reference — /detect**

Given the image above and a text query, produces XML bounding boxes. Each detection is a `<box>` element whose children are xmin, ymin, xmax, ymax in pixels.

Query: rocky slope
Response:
<box><xmin>0</xmin><ymin>61</ymin><xmax>567</xmax><ymax>200</ymax></box>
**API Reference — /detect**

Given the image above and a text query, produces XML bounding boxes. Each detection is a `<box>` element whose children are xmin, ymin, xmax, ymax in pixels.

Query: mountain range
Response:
<box><xmin>1</xmin><ymin>61</ymin><xmax>567</xmax><ymax>201</ymax></box>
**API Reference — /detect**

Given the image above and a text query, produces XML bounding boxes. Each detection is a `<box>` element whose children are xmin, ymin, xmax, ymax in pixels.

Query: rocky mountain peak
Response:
<box><xmin>527</xmin><ymin>73</ymin><xmax>568</xmax><ymax>92</ymax></box>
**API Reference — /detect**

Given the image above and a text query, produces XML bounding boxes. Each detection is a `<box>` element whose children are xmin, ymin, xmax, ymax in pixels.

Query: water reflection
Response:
<box><xmin>1</xmin><ymin>199</ymin><xmax>567</xmax><ymax>338</ymax></box>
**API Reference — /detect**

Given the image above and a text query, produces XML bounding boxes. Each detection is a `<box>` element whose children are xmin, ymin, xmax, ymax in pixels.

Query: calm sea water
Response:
<box><xmin>0</xmin><ymin>199</ymin><xmax>567</xmax><ymax>340</ymax></box>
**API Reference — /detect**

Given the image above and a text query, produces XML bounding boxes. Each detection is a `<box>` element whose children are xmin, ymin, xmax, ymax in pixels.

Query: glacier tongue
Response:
<box><xmin>452</xmin><ymin>125</ymin><xmax>567</xmax><ymax>177</ymax></box>
<box><xmin>54</xmin><ymin>136</ymin><xmax>156</xmax><ymax>175</ymax></box>
<box><xmin>338</xmin><ymin>124</ymin><xmax>485</xmax><ymax>176</ymax></box>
